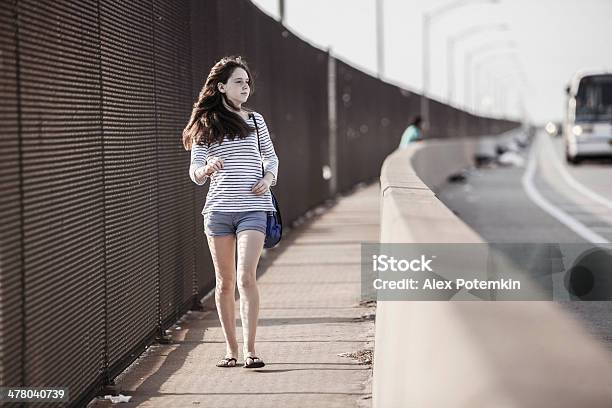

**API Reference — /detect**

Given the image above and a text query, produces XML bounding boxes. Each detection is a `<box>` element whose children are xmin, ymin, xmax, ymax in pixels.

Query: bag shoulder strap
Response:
<box><xmin>250</xmin><ymin>113</ymin><xmax>265</xmax><ymax>177</ymax></box>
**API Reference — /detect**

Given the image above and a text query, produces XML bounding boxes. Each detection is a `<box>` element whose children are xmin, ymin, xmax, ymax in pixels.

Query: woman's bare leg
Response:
<box><xmin>207</xmin><ymin>234</ymin><xmax>239</xmax><ymax>358</ymax></box>
<box><xmin>236</xmin><ymin>230</ymin><xmax>265</xmax><ymax>357</ymax></box>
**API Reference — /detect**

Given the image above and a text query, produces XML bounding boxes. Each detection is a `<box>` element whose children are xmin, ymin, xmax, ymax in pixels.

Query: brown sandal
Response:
<box><xmin>216</xmin><ymin>357</ymin><xmax>237</xmax><ymax>367</ymax></box>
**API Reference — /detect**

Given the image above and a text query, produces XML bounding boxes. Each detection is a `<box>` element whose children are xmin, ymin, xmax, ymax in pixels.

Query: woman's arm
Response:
<box><xmin>189</xmin><ymin>142</ymin><xmax>209</xmax><ymax>185</ymax></box>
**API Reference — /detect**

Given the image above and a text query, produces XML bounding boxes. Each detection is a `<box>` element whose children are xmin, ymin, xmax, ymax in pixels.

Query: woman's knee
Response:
<box><xmin>216</xmin><ymin>275</ymin><xmax>236</xmax><ymax>294</ymax></box>
<box><xmin>237</xmin><ymin>276</ymin><xmax>256</xmax><ymax>292</ymax></box>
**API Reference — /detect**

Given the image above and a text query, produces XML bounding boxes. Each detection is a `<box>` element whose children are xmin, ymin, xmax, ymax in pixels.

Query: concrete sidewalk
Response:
<box><xmin>89</xmin><ymin>182</ymin><xmax>379</xmax><ymax>408</ymax></box>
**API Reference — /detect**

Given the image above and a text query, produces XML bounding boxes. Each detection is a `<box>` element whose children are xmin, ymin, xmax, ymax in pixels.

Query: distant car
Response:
<box><xmin>564</xmin><ymin>69</ymin><xmax>612</xmax><ymax>164</ymax></box>
<box><xmin>545</xmin><ymin>121</ymin><xmax>560</xmax><ymax>137</ymax></box>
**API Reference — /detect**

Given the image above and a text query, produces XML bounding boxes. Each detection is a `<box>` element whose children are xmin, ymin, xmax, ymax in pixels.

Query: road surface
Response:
<box><xmin>437</xmin><ymin>130</ymin><xmax>612</xmax><ymax>352</ymax></box>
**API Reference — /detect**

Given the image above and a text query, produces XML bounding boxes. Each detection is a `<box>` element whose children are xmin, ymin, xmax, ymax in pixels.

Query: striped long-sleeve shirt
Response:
<box><xmin>188</xmin><ymin>111</ymin><xmax>279</xmax><ymax>215</ymax></box>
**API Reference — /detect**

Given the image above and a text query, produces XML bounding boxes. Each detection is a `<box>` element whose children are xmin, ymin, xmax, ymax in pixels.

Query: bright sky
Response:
<box><xmin>250</xmin><ymin>0</ymin><xmax>612</xmax><ymax>124</ymax></box>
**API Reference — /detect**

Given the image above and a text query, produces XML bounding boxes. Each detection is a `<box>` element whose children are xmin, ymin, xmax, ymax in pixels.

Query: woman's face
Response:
<box><xmin>219</xmin><ymin>67</ymin><xmax>250</xmax><ymax>108</ymax></box>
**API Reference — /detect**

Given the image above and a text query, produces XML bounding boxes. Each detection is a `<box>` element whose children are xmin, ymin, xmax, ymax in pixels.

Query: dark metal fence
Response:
<box><xmin>0</xmin><ymin>0</ymin><xmax>519</xmax><ymax>406</ymax></box>
<box><xmin>333</xmin><ymin>62</ymin><xmax>518</xmax><ymax>194</ymax></box>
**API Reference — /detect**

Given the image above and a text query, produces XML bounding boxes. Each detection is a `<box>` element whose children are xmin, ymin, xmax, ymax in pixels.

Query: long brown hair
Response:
<box><xmin>182</xmin><ymin>56</ymin><xmax>256</xmax><ymax>150</ymax></box>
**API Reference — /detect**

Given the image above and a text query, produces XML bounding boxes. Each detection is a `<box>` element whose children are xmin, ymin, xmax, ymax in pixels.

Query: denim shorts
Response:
<box><xmin>203</xmin><ymin>211</ymin><xmax>267</xmax><ymax>237</ymax></box>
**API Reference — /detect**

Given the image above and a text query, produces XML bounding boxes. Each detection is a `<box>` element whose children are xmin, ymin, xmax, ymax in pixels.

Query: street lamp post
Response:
<box><xmin>421</xmin><ymin>0</ymin><xmax>499</xmax><ymax>131</ymax></box>
<box><xmin>490</xmin><ymin>70</ymin><xmax>529</xmax><ymax>117</ymax></box>
<box><xmin>446</xmin><ymin>24</ymin><xmax>508</xmax><ymax>104</ymax></box>
<box><xmin>376</xmin><ymin>0</ymin><xmax>384</xmax><ymax>78</ymax></box>
<box><xmin>279</xmin><ymin>0</ymin><xmax>285</xmax><ymax>24</ymax></box>
<box><xmin>464</xmin><ymin>40</ymin><xmax>515</xmax><ymax>113</ymax></box>
<box><xmin>472</xmin><ymin>51</ymin><xmax>523</xmax><ymax>114</ymax></box>
<box><xmin>473</xmin><ymin>54</ymin><xmax>524</xmax><ymax>115</ymax></box>
<box><xmin>473</xmin><ymin>53</ymin><xmax>514</xmax><ymax>113</ymax></box>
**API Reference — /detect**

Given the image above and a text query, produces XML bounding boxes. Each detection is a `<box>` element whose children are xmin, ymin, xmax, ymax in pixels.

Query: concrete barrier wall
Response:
<box><xmin>409</xmin><ymin>139</ymin><xmax>479</xmax><ymax>192</ymax></box>
<box><xmin>379</xmin><ymin>140</ymin><xmax>482</xmax><ymax>242</ymax></box>
<box><xmin>373</xmin><ymin>140</ymin><xmax>612</xmax><ymax>407</ymax></box>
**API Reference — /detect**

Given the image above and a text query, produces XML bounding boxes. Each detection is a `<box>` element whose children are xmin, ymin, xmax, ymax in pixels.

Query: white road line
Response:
<box><xmin>540</xmin><ymin>133</ymin><xmax>612</xmax><ymax>211</ymax></box>
<box><xmin>521</xmin><ymin>134</ymin><xmax>609</xmax><ymax>244</ymax></box>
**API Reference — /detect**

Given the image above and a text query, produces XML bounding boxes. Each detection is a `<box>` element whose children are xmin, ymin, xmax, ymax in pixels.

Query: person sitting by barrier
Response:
<box><xmin>398</xmin><ymin>115</ymin><xmax>423</xmax><ymax>148</ymax></box>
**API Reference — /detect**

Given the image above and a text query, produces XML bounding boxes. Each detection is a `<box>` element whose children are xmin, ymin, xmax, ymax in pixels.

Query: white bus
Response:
<box><xmin>564</xmin><ymin>69</ymin><xmax>612</xmax><ymax>164</ymax></box>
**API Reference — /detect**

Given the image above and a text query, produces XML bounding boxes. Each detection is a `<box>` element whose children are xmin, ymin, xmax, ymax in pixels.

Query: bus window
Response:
<box><xmin>575</xmin><ymin>75</ymin><xmax>612</xmax><ymax>122</ymax></box>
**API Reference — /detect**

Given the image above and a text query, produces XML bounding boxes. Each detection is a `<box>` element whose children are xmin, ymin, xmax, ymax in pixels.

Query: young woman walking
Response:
<box><xmin>182</xmin><ymin>56</ymin><xmax>279</xmax><ymax>368</ymax></box>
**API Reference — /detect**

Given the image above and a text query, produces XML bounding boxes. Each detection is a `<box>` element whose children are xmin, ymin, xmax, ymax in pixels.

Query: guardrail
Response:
<box><xmin>374</xmin><ymin>136</ymin><xmax>612</xmax><ymax>407</ymax></box>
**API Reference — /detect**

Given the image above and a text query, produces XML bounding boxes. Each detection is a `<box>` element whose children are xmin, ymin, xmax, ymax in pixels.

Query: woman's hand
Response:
<box><xmin>251</xmin><ymin>174</ymin><xmax>272</xmax><ymax>196</ymax></box>
<box><xmin>203</xmin><ymin>157</ymin><xmax>224</xmax><ymax>177</ymax></box>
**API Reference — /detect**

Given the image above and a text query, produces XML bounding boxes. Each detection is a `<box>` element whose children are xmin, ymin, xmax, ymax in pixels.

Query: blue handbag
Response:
<box><xmin>251</xmin><ymin>113</ymin><xmax>282</xmax><ymax>248</ymax></box>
